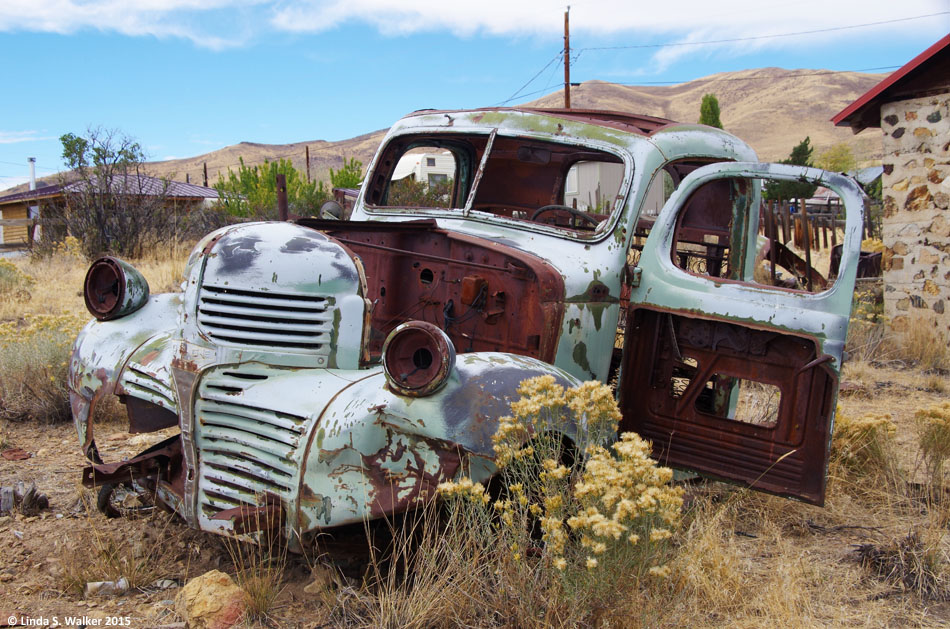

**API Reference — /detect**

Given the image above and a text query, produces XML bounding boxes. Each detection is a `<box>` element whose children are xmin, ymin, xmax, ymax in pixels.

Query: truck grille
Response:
<box><xmin>195</xmin><ymin>369</ymin><xmax>308</xmax><ymax>517</ymax></box>
<box><xmin>197</xmin><ymin>284</ymin><xmax>333</xmax><ymax>352</ymax></box>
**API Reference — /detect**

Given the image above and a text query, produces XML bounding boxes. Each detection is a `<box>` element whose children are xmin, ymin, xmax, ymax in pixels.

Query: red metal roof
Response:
<box><xmin>832</xmin><ymin>33</ymin><xmax>950</xmax><ymax>133</ymax></box>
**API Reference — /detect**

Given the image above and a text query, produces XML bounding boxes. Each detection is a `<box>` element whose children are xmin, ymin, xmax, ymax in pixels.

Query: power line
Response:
<box><xmin>0</xmin><ymin>159</ymin><xmax>59</xmax><ymax>171</ymax></box>
<box><xmin>498</xmin><ymin>51</ymin><xmax>564</xmax><ymax>105</ymax></box>
<box><xmin>602</xmin><ymin>66</ymin><xmax>901</xmax><ymax>86</ymax></box>
<box><xmin>577</xmin><ymin>12</ymin><xmax>948</xmax><ymax>52</ymax></box>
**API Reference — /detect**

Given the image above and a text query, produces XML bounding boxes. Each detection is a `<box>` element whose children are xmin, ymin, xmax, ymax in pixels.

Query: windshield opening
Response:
<box><xmin>365</xmin><ymin>133</ymin><xmax>625</xmax><ymax>235</ymax></box>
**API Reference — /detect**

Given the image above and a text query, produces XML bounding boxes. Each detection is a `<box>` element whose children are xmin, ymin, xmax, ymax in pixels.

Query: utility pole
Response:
<box><xmin>27</xmin><ymin>157</ymin><xmax>40</xmax><ymax>243</ymax></box>
<box><xmin>563</xmin><ymin>6</ymin><xmax>571</xmax><ymax>109</ymax></box>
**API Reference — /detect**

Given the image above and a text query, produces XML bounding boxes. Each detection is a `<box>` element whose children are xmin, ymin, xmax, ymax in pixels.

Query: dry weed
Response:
<box><xmin>896</xmin><ymin>317</ymin><xmax>950</xmax><ymax>372</ymax></box>
<box><xmin>855</xmin><ymin>529</ymin><xmax>950</xmax><ymax>600</ymax></box>
<box><xmin>669</xmin><ymin>489</ymin><xmax>836</xmax><ymax>627</ymax></box>
<box><xmin>58</xmin><ymin>501</ymin><xmax>183</xmax><ymax>596</ymax></box>
<box><xmin>336</xmin><ymin>504</ymin><xmax>487</xmax><ymax>629</ymax></box>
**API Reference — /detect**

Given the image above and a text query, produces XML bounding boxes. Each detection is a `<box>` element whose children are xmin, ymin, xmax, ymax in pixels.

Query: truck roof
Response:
<box><xmin>403</xmin><ymin>107</ymin><xmax>678</xmax><ymax>137</ymax></box>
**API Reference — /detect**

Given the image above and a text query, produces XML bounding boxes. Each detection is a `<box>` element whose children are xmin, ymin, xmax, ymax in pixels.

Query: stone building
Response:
<box><xmin>833</xmin><ymin>34</ymin><xmax>950</xmax><ymax>338</ymax></box>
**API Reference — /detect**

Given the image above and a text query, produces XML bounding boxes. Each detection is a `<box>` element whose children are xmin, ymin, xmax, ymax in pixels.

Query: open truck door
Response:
<box><xmin>620</xmin><ymin>162</ymin><xmax>865</xmax><ymax>505</ymax></box>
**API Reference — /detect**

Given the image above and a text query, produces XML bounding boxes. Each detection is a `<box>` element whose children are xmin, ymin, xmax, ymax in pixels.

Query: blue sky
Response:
<box><xmin>0</xmin><ymin>0</ymin><xmax>947</xmax><ymax>191</ymax></box>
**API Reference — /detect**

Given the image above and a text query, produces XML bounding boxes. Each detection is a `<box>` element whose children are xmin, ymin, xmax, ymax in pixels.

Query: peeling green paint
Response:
<box><xmin>572</xmin><ymin>342</ymin><xmax>592</xmax><ymax>377</ymax></box>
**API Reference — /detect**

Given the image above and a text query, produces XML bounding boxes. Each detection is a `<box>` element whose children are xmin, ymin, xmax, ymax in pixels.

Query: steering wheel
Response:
<box><xmin>530</xmin><ymin>205</ymin><xmax>599</xmax><ymax>226</ymax></box>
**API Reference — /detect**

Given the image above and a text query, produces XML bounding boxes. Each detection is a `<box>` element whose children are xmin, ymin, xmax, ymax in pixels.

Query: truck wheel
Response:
<box><xmin>96</xmin><ymin>482</ymin><xmax>154</xmax><ymax>519</ymax></box>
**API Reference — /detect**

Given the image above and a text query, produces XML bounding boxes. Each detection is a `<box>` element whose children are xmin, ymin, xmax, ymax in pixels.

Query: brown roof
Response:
<box><xmin>832</xmin><ymin>34</ymin><xmax>950</xmax><ymax>134</ymax></box>
<box><xmin>0</xmin><ymin>175</ymin><xmax>219</xmax><ymax>206</ymax></box>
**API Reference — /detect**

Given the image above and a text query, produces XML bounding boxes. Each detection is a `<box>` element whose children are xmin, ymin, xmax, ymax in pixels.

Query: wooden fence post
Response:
<box><xmin>800</xmin><ymin>199</ymin><xmax>812</xmax><ymax>291</ymax></box>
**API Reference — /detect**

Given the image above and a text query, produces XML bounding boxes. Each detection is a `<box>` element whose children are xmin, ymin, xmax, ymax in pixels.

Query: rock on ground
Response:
<box><xmin>175</xmin><ymin>570</ymin><xmax>246</xmax><ymax>629</ymax></box>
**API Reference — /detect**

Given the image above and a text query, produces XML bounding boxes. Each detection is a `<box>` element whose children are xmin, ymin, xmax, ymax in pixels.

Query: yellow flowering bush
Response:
<box><xmin>52</xmin><ymin>235</ymin><xmax>85</xmax><ymax>260</ymax></box>
<box><xmin>915</xmin><ymin>402</ymin><xmax>950</xmax><ymax>485</ymax></box>
<box><xmin>438</xmin><ymin>376</ymin><xmax>684</xmax><ymax>622</ymax></box>
<box><xmin>830</xmin><ymin>405</ymin><xmax>896</xmax><ymax>478</ymax></box>
<box><xmin>0</xmin><ymin>313</ymin><xmax>87</xmax><ymax>423</ymax></box>
<box><xmin>861</xmin><ymin>237</ymin><xmax>885</xmax><ymax>253</ymax></box>
<box><xmin>566</xmin><ymin>432</ymin><xmax>683</xmax><ymax>581</ymax></box>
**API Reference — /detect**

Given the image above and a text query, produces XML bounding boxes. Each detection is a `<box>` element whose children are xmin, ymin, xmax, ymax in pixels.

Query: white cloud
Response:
<box><xmin>0</xmin><ymin>0</ymin><xmax>946</xmax><ymax>54</ymax></box>
<box><xmin>267</xmin><ymin>0</ymin><xmax>948</xmax><ymax>40</ymax></box>
<box><xmin>0</xmin><ymin>131</ymin><xmax>56</xmax><ymax>145</ymax></box>
<box><xmin>0</xmin><ymin>0</ymin><xmax>260</xmax><ymax>49</ymax></box>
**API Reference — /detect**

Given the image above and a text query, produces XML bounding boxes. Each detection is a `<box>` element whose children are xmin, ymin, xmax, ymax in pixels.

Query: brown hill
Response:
<box><xmin>1</xmin><ymin>68</ymin><xmax>883</xmax><ymax>195</ymax></box>
<box><xmin>526</xmin><ymin>68</ymin><xmax>884</xmax><ymax>162</ymax></box>
<box><xmin>145</xmin><ymin>129</ymin><xmax>387</xmax><ymax>189</ymax></box>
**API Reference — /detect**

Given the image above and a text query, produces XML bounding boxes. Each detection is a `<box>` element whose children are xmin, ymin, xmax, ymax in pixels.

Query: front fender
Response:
<box><xmin>68</xmin><ymin>293</ymin><xmax>182</xmax><ymax>458</ymax></box>
<box><xmin>188</xmin><ymin>353</ymin><xmax>582</xmax><ymax>539</ymax></box>
<box><xmin>296</xmin><ymin>352</ymin><xmax>582</xmax><ymax>531</ymax></box>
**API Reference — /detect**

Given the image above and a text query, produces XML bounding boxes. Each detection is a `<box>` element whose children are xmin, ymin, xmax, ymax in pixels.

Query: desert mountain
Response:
<box><xmin>4</xmin><ymin>67</ymin><xmax>883</xmax><ymax>195</ymax></box>
<box><xmin>525</xmin><ymin>67</ymin><xmax>884</xmax><ymax>163</ymax></box>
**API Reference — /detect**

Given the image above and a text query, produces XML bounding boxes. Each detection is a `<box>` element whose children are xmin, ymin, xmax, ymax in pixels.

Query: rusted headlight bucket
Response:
<box><xmin>381</xmin><ymin>321</ymin><xmax>456</xmax><ymax>397</ymax></box>
<box><xmin>83</xmin><ymin>256</ymin><xmax>150</xmax><ymax>321</ymax></box>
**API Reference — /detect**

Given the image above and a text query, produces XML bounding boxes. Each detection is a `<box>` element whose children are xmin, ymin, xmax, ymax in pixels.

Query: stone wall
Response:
<box><xmin>880</xmin><ymin>92</ymin><xmax>950</xmax><ymax>337</ymax></box>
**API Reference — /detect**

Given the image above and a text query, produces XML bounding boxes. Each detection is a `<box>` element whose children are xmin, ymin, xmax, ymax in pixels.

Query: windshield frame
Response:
<box><xmin>361</xmin><ymin>126</ymin><xmax>634</xmax><ymax>244</ymax></box>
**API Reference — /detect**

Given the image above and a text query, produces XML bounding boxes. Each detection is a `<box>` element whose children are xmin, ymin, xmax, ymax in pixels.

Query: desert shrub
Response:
<box><xmin>856</xmin><ymin>530</ymin><xmax>950</xmax><ymax>600</ymax></box>
<box><xmin>0</xmin><ymin>313</ymin><xmax>87</xmax><ymax>423</ymax></box>
<box><xmin>845</xmin><ymin>284</ymin><xmax>888</xmax><ymax>362</ymax></box>
<box><xmin>437</xmin><ymin>377</ymin><xmax>683</xmax><ymax>626</ymax></box>
<box><xmin>830</xmin><ymin>406</ymin><xmax>897</xmax><ymax>480</ymax></box>
<box><xmin>915</xmin><ymin>402</ymin><xmax>950</xmax><ymax>487</ymax></box>
<box><xmin>179</xmin><ymin>203</ymin><xmax>236</xmax><ymax>239</ymax></box>
<box><xmin>215</xmin><ymin>157</ymin><xmax>332</xmax><ymax>219</ymax></box>
<box><xmin>0</xmin><ymin>258</ymin><xmax>35</xmax><ymax>299</ymax></box>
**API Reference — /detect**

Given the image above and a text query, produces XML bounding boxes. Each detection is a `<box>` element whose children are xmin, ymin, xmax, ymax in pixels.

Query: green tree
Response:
<box><xmin>53</xmin><ymin>127</ymin><xmax>179</xmax><ymax>258</ymax></box>
<box><xmin>698</xmin><ymin>93</ymin><xmax>723</xmax><ymax>129</ymax></box>
<box><xmin>215</xmin><ymin>157</ymin><xmax>330</xmax><ymax>219</ymax></box>
<box><xmin>815</xmin><ymin>142</ymin><xmax>857</xmax><ymax>173</ymax></box>
<box><xmin>763</xmin><ymin>136</ymin><xmax>818</xmax><ymax>202</ymax></box>
<box><xmin>329</xmin><ymin>157</ymin><xmax>363</xmax><ymax>189</ymax></box>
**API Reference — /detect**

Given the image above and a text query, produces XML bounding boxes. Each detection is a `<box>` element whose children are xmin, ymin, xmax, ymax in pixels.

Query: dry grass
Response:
<box><xmin>5</xmin><ymin>237</ymin><xmax>950</xmax><ymax>626</ymax></box>
<box><xmin>58</xmin><ymin>491</ymin><xmax>184</xmax><ymax>596</ymax></box>
<box><xmin>222</xmin><ymin>512</ymin><xmax>289</xmax><ymax>624</ymax></box>
<box><xmin>0</xmin><ymin>246</ymin><xmax>188</xmax><ymax>424</ymax></box>
<box><xmin>896</xmin><ymin>318</ymin><xmax>950</xmax><ymax>372</ymax></box>
<box><xmin>331</xmin><ymin>505</ymin><xmax>489</xmax><ymax>629</ymax></box>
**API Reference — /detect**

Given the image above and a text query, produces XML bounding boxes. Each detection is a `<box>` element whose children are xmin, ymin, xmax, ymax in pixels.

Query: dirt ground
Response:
<box><xmin>0</xmin><ymin>362</ymin><xmax>949</xmax><ymax>628</ymax></box>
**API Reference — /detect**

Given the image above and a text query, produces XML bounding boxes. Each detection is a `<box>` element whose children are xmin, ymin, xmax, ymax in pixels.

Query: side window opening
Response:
<box><xmin>365</xmin><ymin>135</ymin><xmax>485</xmax><ymax>209</ymax></box>
<box><xmin>386</xmin><ymin>147</ymin><xmax>459</xmax><ymax>209</ymax></box>
<box><xmin>629</xmin><ymin>168</ymin><xmax>845</xmax><ymax>295</ymax></box>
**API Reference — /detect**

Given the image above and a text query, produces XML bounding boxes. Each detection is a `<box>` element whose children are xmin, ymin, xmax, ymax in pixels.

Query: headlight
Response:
<box><xmin>83</xmin><ymin>256</ymin><xmax>150</xmax><ymax>321</ymax></box>
<box><xmin>381</xmin><ymin>321</ymin><xmax>456</xmax><ymax>397</ymax></box>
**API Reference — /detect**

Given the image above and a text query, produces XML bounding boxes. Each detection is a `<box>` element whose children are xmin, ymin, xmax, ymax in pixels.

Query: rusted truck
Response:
<box><xmin>68</xmin><ymin>107</ymin><xmax>865</xmax><ymax>547</ymax></box>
